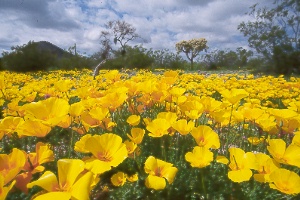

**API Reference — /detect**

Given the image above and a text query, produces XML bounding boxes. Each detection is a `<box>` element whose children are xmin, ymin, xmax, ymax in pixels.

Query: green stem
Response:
<box><xmin>200</xmin><ymin>169</ymin><xmax>207</xmax><ymax>199</ymax></box>
<box><xmin>68</xmin><ymin>128</ymin><xmax>75</xmax><ymax>158</ymax></box>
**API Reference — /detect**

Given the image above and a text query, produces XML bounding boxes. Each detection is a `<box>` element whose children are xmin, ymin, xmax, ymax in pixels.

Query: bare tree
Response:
<box><xmin>93</xmin><ymin>20</ymin><xmax>139</xmax><ymax>78</ymax></box>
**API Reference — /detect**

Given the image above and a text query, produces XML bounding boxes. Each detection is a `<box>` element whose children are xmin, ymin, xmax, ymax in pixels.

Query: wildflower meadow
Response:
<box><xmin>1</xmin><ymin>69</ymin><xmax>300</xmax><ymax>200</ymax></box>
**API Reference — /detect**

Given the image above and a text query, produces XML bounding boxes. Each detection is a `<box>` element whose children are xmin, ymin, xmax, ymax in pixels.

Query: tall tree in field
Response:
<box><xmin>94</xmin><ymin>20</ymin><xmax>140</xmax><ymax>78</ymax></box>
<box><xmin>99</xmin><ymin>20</ymin><xmax>139</xmax><ymax>59</ymax></box>
<box><xmin>176</xmin><ymin>38</ymin><xmax>208</xmax><ymax>70</ymax></box>
<box><xmin>238</xmin><ymin>0</ymin><xmax>300</xmax><ymax>74</ymax></box>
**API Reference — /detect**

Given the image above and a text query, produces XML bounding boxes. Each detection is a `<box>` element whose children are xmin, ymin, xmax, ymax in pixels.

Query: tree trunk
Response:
<box><xmin>93</xmin><ymin>59</ymin><xmax>107</xmax><ymax>79</ymax></box>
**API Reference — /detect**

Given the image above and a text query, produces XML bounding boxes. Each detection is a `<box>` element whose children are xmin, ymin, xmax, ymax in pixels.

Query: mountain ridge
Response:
<box><xmin>34</xmin><ymin>41</ymin><xmax>74</xmax><ymax>59</ymax></box>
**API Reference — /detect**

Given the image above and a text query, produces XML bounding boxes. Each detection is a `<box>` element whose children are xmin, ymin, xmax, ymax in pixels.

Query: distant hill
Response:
<box><xmin>34</xmin><ymin>41</ymin><xmax>73</xmax><ymax>59</ymax></box>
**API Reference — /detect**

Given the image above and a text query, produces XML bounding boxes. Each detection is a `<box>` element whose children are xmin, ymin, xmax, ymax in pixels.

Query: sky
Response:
<box><xmin>0</xmin><ymin>0</ymin><xmax>272</xmax><ymax>57</ymax></box>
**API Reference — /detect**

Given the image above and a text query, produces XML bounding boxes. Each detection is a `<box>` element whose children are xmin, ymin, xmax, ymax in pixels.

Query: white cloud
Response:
<box><xmin>0</xmin><ymin>0</ymin><xmax>273</xmax><ymax>56</ymax></box>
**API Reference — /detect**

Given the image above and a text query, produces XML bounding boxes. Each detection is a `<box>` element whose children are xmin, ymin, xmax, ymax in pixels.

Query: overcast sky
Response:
<box><xmin>0</xmin><ymin>0</ymin><xmax>272</xmax><ymax>56</ymax></box>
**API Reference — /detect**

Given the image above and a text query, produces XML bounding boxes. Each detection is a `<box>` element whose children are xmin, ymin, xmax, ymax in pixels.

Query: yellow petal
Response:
<box><xmin>74</xmin><ymin>134</ymin><xmax>92</xmax><ymax>153</ymax></box>
<box><xmin>57</xmin><ymin>159</ymin><xmax>85</xmax><ymax>191</ymax></box>
<box><xmin>27</xmin><ymin>171</ymin><xmax>58</xmax><ymax>192</ymax></box>
<box><xmin>283</xmin><ymin>144</ymin><xmax>300</xmax><ymax>167</ymax></box>
<box><xmin>33</xmin><ymin>192</ymin><xmax>71</xmax><ymax>200</ymax></box>
<box><xmin>185</xmin><ymin>146</ymin><xmax>213</xmax><ymax>168</ymax></box>
<box><xmin>84</xmin><ymin>158</ymin><xmax>111</xmax><ymax>175</ymax></box>
<box><xmin>228</xmin><ymin>169</ymin><xmax>252</xmax><ymax>183</ymax></box>
<box><xmin>216</xmin><ymin>156</ymin><xmax>229</xmax><ymax>165</ymax></box>
<box><xmin>145</xmin><ymin>175</ymin><xmax>166</xmax><ymax>190</ymax></box>
<box><xmin>71</xmin><ymin>171</ymin><xmax>94</xmax><ymax>200</ymax></box>
<box><xmin>111</xmin><ymin>172</ymin><xmax>127</xmax><ymax>187</ymax></box>
<box><xmin>144</xmin><ymin>156</ymin><xmax>157</xmax><ymax>174</ymax></box>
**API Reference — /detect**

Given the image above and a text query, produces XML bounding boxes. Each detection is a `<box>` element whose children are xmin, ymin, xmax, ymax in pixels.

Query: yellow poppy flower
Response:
<box><xmin>127</xmin><ymin>128</ymin><xmax>145</xmax><ymax>144</ymax></box>
<box><xmin>127</xmin><ymin>173</ymin><xmax>138</xmax><ymax>182</ymax></box>
<box><xmin>169</xmin><ymin>87</ymin><xmax>186</xmax><ymax>98</ymax></box>
<box><xmin>247</xmin><ymin>136</ymin><xmax>265</xmax><ymax>145</ymax></box>
<box><xmin>0</xmin><ymin>174</ymin><xmax>15</xmax><ymax>200</ymax></box>
<box><xmin>267</xmin><ymin>138</ymin><xmax>300</xmax><ymax>167</ymax></box>
<box><xmin>227</xmin><ymin>147</ymin><xmax>257</xmax><ymax>183</ymax></box>
<box><xmin>191</xmin><ymin>125</ymin><xmax>220</xmax><ymax>149</ymax></box>
<box><xmin>146</xmin><ymin>118</ymin><xmax>171</xmax><ymax>138</ymax></box>
<box><xmin>220</xmin><ymin>89</ymin><xmax>249</xmax><ymax>105</ymax></box>
<box><xmin>200</xmin><ymin>97</ymin><xmax>222</xmax><ymax>113</ymax></box>
<box><xmin>18</xmin><ymin>120</ymin><xmax>51</xmax><ymax>137</ymax></box>
<box><xmin>111</xmin><ymin>172</ymin><xmax>127</xmax><ymax>187</ymax></box>
<box><xmin>292</xmin><ymin>134</ymin><xmax>300</xmax><ymax>146</ymax></box>
<box><xmin>157</xmin><ymin>112</ymin><xmax>178</xmax><ymax>125</ymax></box>
<box><xmin>126</xmin><ymin>115</ymin><xmax>141</xmax><ymax>126</ymax></box>
<box><xmin>0</xmin><ymin>116</ymin><xmax>24</xmax><ymax>137</ymax></box>
<box><xmin>89</xmin><ymin>107</ymin><xmax>110</xmax><ymax>122</ymax></box>
<box><xmin>74</xmin><ymin>134</ymin><xmax>92</xmax><ymax>153</ymax></box>
<box><xmin>76</xmin><ymin>133</ymin><xmax>128</xmax><ymax>175</ymax></box>
<box><xmin>269</xmin><ymin>168</ymin><xmax>300</xmax><ymax>195</ymax></box>
<box><xmin>27</xmin><ymin>159</ymin><xmax>94</xmax><ymax>200</ymax></box>
<box><xmin>216</xmin><ymin>156</ymin><xmax>229</xmax><ymax>165</ymax></box>
<box><xmin>185</xmin><ymin>146</ymin><xmax>213</xmax><ymax>168</ymax></box>
<box><xmin>256</xmin><ymin>118</ymin><xmax>277</xmax><ymax>133</ymax></box>
<box><xmin>0</xmin><ymin>148</ymin><xmax>26</xmax><ymax>185</ymax></box>
<box><xmin>253</xmin><ymin>153</ymin><xmax>279</xmax><ymax>183</ymax></box>
<box><xmin>69</xmin><ymin>101</ymin><xmax>85</xmax><ymax>117</ymax></box>
<box><xmin>124</xmin><ymin>140</ymin><xmax>137</xmax><ymax>154</ymax></box>
<box><xmin>144</xmin><ymin>156</ymin><xmax>178</xmax><ymax>190</ymax></box>
<box><xmin>23</xmin><ymin>142</ymin><xmax>54</xmax><ymax>173</ymax></box>
<box><xmin>172</xmin><ymin>119</ymin><xmax>195</xmax><ymax>135</ymax></box>
<box><xmin>22</xmin><ymin>97</ymin><xmax>70</xmax><ymax>127</ymax></box>
<box><xmin>80</xmin><ymin>111</ymin><xmax>102</xmax><ymax>131</ymax></box>
<box><xmin>241</xmin><ymin>107</ymin><xmax>265</xmax><ymax>122</ymax></box>
<box><xmin>15</xmin><ymin>142</ymin><xmax>54</xmax><ymax>193</ymax></box>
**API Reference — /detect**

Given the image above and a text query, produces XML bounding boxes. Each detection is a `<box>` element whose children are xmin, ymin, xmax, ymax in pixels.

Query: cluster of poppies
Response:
<box><xmin>1</xmin><ymin>69</ymin><xmax>300</xmax><ymax>199</ymax></box>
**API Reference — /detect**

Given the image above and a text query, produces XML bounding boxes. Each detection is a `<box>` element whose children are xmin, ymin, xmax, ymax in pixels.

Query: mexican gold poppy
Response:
<box><xmin>75</xmin><ymin>133</ymin><xmax>128</xmax><ymax>175</ymax></box>
<box><xmin>172</xmin><ymin>119</ymin><xmax>195</xmax><ymax>135</ymax></box>
<box><xmin>127</xmin><ymin>128</ymin><xmax>145</xmax><ymax>144</ymax></box>
<box><xmin>124</xmin><ymin>140</ymin><xmax>137</xmax><ymax>155</ymax></box>
<box><xmin>269</xmin><ymin>168</ymin><xmax>300</xmax><ymax>195</ymax></box>
<box><xmin>146</xmin><ymin>118</ymin><xmax>171</xmax><ymax>138</ymax></box>
<box><xmin>0</xmin><ymin>148</ymin><xmax>26</xmax><ymax>185</ymax></box>
<box><xmin>18</xmin><ymin>119</ymin><xmax>52</xmax><ymax>137</ymax></box>
<box><xmin>144</xmin><ymin>156</ymin><xmax>178</xmax><ymax>190</ymax></box>
<box><xmin>0</xmin><ymin>116</ymin><xmax>24</xmax><ymax>137</ymax></box>
<box><xmin>253</xmin><ymin>153</ymin><xmax>279</xmax><ymax>183</ymax></box>
<box><xmin>111</xmin><ymin>172</ymin><xmax>127</xmax><ymax>187</ymax></box>
<box><xmin>247</xmin><ymin>136</ymin><xmax>265</xmax><ymax>145</ymax></box>
<box><xmin>69</xmin><ymin>101</ymin><xmax>85</xmax><ymax>117</ymax></box>
<box><xmin>267</xmin><ymin>138</ymin><xmax>300</xmax><ymax>167</ymax></box>
<box><xmin>185</xmin><ymin>146</ymin><xmax>213</xmax><ymax>168</ymax></box>
<box><xmin>191</xmin><ymin>125</ymin><xmax>220</xmax><ymax>149</ymax></box>
<box><xmin>22</xmin><ymin>97</ymin><xmax>70</xmax><ymax>127</ymax></box>
<box><xmin>220</xmin><ymin>89</ymin><xmax>249</xmax><ymax>105</ymax></box>
<box><xmin>0</xmin><ymin>174</ymin><xmax>15</xmax><ymax>200</ymax></box>
<box><xmin>227</xmin><ymin>147</ymin><xmax>257</xmax><ymax>183</ymax></box>
<box><xmin>126</xmin><ymin>115</ymin><xmax>141</xmax><ymax>126</ymax></box>
<box><xmin>157</xmin><ymin>112</ymin><xmax>178</xmax><ymax>125</ymax></box>
<box><xmin>27</xmin><ymin>159</ymin><xmax>94</xmax><ymax>200</ymax></box>
<box><xmin>15</xmin><ymin>142</ymin><xmax>54</xmax><ymax>193</ymax></box>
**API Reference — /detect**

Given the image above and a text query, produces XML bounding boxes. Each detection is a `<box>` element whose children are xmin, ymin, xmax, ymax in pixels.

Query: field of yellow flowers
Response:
<box><xmin>1</xmin><ymin>69</ymin><xmax>300</xmax><ymax>200</ymax></box>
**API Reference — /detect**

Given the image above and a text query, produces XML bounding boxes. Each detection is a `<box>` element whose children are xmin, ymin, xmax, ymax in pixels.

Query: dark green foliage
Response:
<box><xmin>238</xmin><ymin>0</ymin><xmax>300</xmax><ymax>74</ymax></box>
<box><xmin>273</xmin><ymin>45</ymin><xmax>300</xmax><ymax>75</ymax></box>
<box><xmin>1</xmin><ymin>41</ymin><xmax>96</xmax><ymax>72</ymax></box>
<box><xmin>200</xmin><ymin>48</ymin><xmax>253</xmax><ymax>70</ymax></box>
<box><xmin>149</xmin><ymin>49</ymin><xmax>187</xmax><ymax>70</ymax></box>
<box><xmin>102</xmin><ymin>45</ymin><xmax>154</xmax><ymax>69</ymax></box>
<box><xmin>1</xmin><ymin>41</ymin><xmax>57</xmax><ymax>72</ymax></box>
<box><xmin>0</xmin><ymin>57</ymin><xmax>3</xmax><ymax>71</ymax></box>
